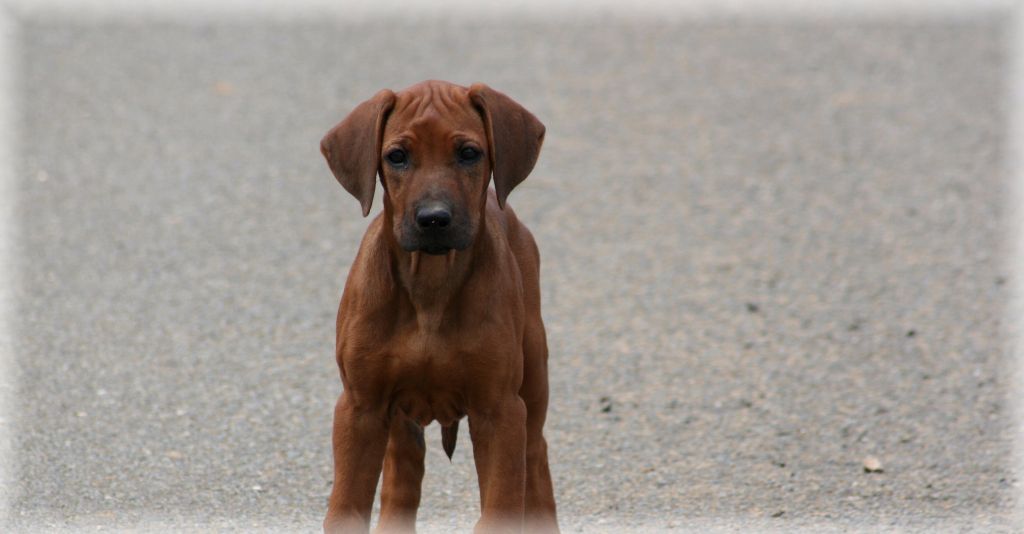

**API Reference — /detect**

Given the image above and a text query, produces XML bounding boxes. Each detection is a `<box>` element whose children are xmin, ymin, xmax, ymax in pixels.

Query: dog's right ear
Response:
<box><xmin>320</xmin><ymin>89</ymin><xmax>396</xmax><ymax>217</ymax></box>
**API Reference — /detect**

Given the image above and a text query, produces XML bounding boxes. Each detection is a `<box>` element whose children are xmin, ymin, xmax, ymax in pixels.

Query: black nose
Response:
<box><xmin>415</xmin><ymin>202</ymin><xmax>452</xmax><ymax>229</ymax></box>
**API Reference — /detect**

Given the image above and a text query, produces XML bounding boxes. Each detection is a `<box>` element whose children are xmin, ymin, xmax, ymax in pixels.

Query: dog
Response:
<box><xmin>319</xmin><ymin>80</ymin><xmax>558</xmax><ymax>534</ymax></box>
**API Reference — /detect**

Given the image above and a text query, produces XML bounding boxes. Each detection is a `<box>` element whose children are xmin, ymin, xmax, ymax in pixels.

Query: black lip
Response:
<box><xmin>419</xmin><ymin>245</ymin><xmax>451</xmax><ymax>255</ymax></box>
<box><xmin>398</xmin><ymin>218</ymin><xmax>474</xmax><ymax>255</ymax></box>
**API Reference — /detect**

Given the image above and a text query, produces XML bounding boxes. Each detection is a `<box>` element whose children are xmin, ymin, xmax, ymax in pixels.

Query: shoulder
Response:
<box><xmin>483</xmin><ymin>189</ymin><xmax>540</xmax><ymax>274</ymax></box>
<box><xmin>340</xmin><ymin>214</ymin><xmax>398</xmax><ymax>318</ymax></box>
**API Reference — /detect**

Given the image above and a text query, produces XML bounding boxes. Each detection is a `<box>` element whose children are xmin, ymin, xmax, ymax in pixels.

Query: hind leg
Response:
<box><xmin>520</xmin><ymin>320</ymin><xmax>558</xmax><ymax>533</ymax></box>
<box><xmin>376</xmin><ymin>417</ymin><xmax>426</xmax><ymax>533</ymax></box>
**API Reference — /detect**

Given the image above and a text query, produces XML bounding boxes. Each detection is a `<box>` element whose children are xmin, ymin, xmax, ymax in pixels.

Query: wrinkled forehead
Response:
<box><xmin>384</xmin><ymin>83</ymin><xmax>486</xmax><ymax>143</ymax></box>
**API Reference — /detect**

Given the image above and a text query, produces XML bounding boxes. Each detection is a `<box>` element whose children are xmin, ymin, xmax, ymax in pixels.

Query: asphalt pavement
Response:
<box><xmin>5</xmin><ymin>12</ymin><xmax>1018</xmax><ymax>533</ymax></box>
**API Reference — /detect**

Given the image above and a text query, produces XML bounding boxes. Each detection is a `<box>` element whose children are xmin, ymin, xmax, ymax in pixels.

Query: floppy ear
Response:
<box><xmin>468</xmin><ymin>83</ymin><xmax>545</xmax><ymax>209</ymax></box>
<box><xmin>320</xmin><ymin>89</ymin><xmax>396</xmax><ymax>217</ymax></box>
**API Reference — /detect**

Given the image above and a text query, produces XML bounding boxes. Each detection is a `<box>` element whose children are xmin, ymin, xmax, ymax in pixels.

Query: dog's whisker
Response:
<box><xmin>410</xmin><ymin>251</ymin><xmax>419</xmax><ymax>275</ymax></box>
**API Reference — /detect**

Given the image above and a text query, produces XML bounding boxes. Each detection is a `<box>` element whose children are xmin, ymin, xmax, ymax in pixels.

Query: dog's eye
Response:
<box><xmin>458</xmin><ymin>146</ymin><xmax>481</xmax><ymax>163</ymax></box>
<box><xmin>385</xmin><ymin>149</ymin><xmax>408</xmax><ymax>166</ymax></box>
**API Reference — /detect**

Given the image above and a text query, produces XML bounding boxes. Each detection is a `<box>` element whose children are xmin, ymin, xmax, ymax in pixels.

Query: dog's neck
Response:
<box><xmin>386</xmin><ymin>224</ymin><xmax>486</xmax><ymax>334</ymax></box>
<box><xmin>397</xmin><ymin>249</ymin><xmax>474</xmax><ymax>332</ymax></box>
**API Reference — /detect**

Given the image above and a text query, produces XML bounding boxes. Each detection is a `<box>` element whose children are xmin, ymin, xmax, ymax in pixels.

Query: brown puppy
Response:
<box><xmin>319</xmin><ymin>81</ymin><xmax>557</xmax><ymax>534</ymax></box>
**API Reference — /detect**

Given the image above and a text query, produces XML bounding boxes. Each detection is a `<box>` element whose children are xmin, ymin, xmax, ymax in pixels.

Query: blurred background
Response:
<box><xmin>3</xmin><ymin>1</ymin><xmax>1019</xmax><ymax>532</ymax></box>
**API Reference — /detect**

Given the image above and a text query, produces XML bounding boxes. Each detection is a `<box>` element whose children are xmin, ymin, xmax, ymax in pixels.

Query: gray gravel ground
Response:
<box><xmin>4</xmin><ymin>12</ymin><xmax>1018</xmax><ymax>533</ymax></box>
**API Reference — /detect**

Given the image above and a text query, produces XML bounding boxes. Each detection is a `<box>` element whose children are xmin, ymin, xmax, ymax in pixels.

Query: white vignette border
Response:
<box><xmin>0</xmin><ymin>0</ymin><xmax>1021</xmax><ymax>532</ymax></box>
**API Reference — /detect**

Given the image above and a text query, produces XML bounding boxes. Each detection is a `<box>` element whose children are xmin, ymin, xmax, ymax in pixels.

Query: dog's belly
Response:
<box><xmin>390</xmin><ymin>386</ymin><xmax>465</xmax><ymax>427</ymax></box>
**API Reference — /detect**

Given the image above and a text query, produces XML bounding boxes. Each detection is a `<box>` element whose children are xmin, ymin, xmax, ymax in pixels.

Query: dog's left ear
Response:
<box><xmin>320</xmin><ymin>89</ymin><xmax>396</xmax><ymax>217</ymax></box>
<box><xmin>468</xmin><ymin>83</ymin><xmax>545</xmax><ymax>209</ymax></box>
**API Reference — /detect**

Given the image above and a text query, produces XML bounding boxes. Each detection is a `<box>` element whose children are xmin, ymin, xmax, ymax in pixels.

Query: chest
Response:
<box><xmin>378</xmin><ymin>327</ymin><xmax>472</xmax><ymax>426</ymax></box>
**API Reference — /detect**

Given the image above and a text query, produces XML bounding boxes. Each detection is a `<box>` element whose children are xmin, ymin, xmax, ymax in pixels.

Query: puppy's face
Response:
<box><xmin>380</xmin><ymin>83</ymin><xmax>490</xmax><ymax>255</ymax></box>
<box><xmin>320</xmin><ymin>81</ymin><xmax>545</xmax><ymax>249</ymax></box>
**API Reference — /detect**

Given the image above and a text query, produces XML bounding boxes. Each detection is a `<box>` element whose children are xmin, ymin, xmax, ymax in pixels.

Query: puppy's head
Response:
<box><xmin>320</xmin><ymin>80</ymin><xmax>544</xmax><ymax>255</ymax></box>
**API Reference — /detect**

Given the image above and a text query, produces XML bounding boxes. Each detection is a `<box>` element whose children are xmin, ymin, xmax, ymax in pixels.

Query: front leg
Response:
<box><xmin>376</xmin><ymin>417</ymin><xmax>426</xmax><ymax>533</ymax></box>
<box><xmin>324</xmin><ymin>392</ymin><xmax>389</xmax><ymax>534</ymax></box>
<box><xmin>468</xmin><ymin>396</ymin><xmax>528</xmax><ymax>533</ymax></box>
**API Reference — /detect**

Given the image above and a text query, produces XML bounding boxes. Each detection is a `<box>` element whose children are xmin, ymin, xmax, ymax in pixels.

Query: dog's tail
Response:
<box><xmin>441</xmin><ymin>420</ymin><xmax>458</xmax><ymax>461</ymax></box>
